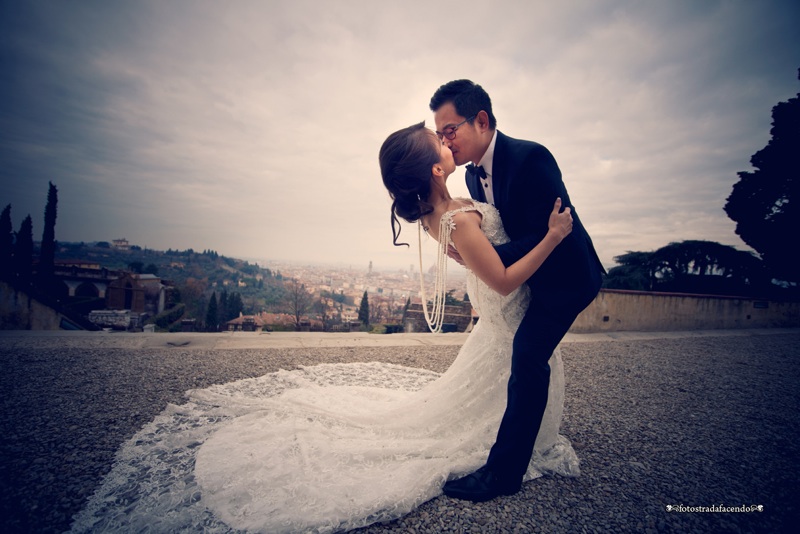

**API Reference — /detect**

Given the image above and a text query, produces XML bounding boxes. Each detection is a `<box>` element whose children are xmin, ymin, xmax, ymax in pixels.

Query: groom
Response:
<box><xmin>430</xmin><ymin>80</ymin><xmax>604</xmax><ymax>502</ymax></box>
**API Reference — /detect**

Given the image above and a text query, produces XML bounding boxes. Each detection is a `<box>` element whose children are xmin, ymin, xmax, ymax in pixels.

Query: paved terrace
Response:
<box><xmin>1</xmin><ymin>328</ymin><xmax>799</xmax><ymax>533</ymax></box>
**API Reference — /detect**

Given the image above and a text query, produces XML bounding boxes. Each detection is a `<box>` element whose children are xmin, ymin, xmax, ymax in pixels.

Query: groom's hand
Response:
<box><xmin>447</xmin><ymin>245</ymin><xmax>466</xmax><ymax>266</ymax></box>
<box><xmin>549</xmin><ymin>197</ymin><xmax>573</xmax><ymax>241</ymax></box>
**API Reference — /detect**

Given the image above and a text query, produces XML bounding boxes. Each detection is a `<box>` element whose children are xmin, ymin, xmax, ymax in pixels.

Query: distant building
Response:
<box><xmin>88</xmin><ymin>309</ymin><xmax>145</xmax><ymax>330</ymax></box>
<box><xmin>85</xmin><ymin>273</ymin><xmax>167</xmax><ymax>331</ymax></box>
<box><xmin>226</xmin><ymin>313</ymin><xmax>268</xmax><ymax>332</ymax></box>
<box><xmin>56</xmin><ymin>259</ymin><xmax>103</xmax><ymax>270</ymax></box>
<box><xmin>112</xmin><ymin>238</ymin><xmax>130</xmax><ymax>250</ymax></box>
<box><xmin>225</xmin><ymin>312</ymin><xmax>334</xmax><ymax>332</ymax></box>
<box><xmin>106</xmin><ymin>273</ymin><xmax>166</xmax><ymax>316</ymax></box>
<box><xmin>52</xmin><ymin>260</ymin><xmax>118</xmax><ymax>299</ymax></box>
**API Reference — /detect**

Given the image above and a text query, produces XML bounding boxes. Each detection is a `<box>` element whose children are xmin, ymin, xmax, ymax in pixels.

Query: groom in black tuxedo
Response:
<box><xmin>431</xmin><ymin>79</ymin><xmax>604</xmax><ymax>502</ymax></box>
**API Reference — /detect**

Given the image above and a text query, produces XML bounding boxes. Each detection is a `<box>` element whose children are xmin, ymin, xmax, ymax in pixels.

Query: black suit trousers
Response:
<box><xmin>487</xmin><ymin>236</ymin><xmax>602</xmax><ymax>480</ymax></box>
<box><xmin>484</xmin><ymin>295</ymin><xmax>575</xmax><ymax>480</ymax></box>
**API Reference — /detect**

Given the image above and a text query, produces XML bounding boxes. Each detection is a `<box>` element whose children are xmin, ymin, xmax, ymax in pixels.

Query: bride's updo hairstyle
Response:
<box><xmin>379</xmin><ymin>122</ymin><xmax>440</xmax><ymax>247</ymax></box>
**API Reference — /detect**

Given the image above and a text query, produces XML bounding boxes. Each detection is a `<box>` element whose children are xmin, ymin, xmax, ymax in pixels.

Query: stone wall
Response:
<box><xmin>570</xmin><ymin>289</ymin><xmax>800</xmax><ymax>333</ymax></box>
<box><xmin>403</xmin><ymin>303</ymin><xmax>474</xmax><ymax>333</ymax></box>
<box><xmin>5</xmin><ymin>281</ymin><xmax>799</xmax><ymax>333</ymax></box>
<box><xmin>1</xmin><ymin>282</ymin><xmax>65</xmax><ymax>330</ymax></box>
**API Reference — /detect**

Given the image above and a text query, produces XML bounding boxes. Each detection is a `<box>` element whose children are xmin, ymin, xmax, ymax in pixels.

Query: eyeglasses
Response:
<box><xmin>435</xmin><ymin>115</ymin><xmax>476</xmax><ymax>141</ymax></box>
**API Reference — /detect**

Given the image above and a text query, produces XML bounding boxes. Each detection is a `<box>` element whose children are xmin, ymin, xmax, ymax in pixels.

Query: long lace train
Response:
<box><xmin>70</xmin><ymin>201</ymin><xmax>579</xmax><ymax>533</ymax></box>
<box><xmin>69</xmin><ymin>333</ymin><xmax>578</xmax><ymax>533</ymax></box>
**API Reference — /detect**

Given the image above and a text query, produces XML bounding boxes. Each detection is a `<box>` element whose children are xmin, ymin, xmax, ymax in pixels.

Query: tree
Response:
<box><xmin>358</xmin><ymin>290</ymin><xmax>369</xmax><ymax>326</ymax></box>
<box><xmin>39</xmin><ymin>182</ymin><xmax>58</xmax><ymax>280</ymax></box>
<box><xmin>206</xmin><ymin>292</ymin><xmax>218</xmax><ymax>331</ymax></box>
<box><xmin>143</xmin><ymin>263</ymin><xmax>159</xmax><ymax>275</ymax></box>
<box><xmin>0</xmin><ymin>205</ymin><xmax>12</xmax><ymax>281</ymax></box>
<box><xmin>604</xmin><ymin>240</ymin><xmax>767</xmax><ymax>296</ymax></box>
<box><xmin>228</xmin><ymin>292</ymin><xmax>244</xmax><ymax>319</ymax></box>
<box><xmin>128</xmin><ymin>261</ymin><xmax>144</xmax><ymax>273</ymax></box>
<box><xmin>218</xmin><ymin>289</ymin><xmax>229</xmax><ymax>322</ymax></box>
<box><xmin>604</xmin><ymin>251</ymin><xmax>657</xmax><ymax>291</ymax></box>
<box><xmin>313</xmin><ymin>295</ymin><xmax>331</xmax><ymax>331</ymax></box>
<box><xmin>284</xmin><ymin>279</ymin><xmax>313</xmax><ymax>330</ymax></box>
<box><xmin>603</xmin><ymin>262</ymin><xmax>652</xmax><ymax>291</ymax></box>
<box><xmin>401</xmin><ymin>296</ymin><xmax>412</xmax><ymax>324</ymax></box>
<box><xmin>445</xmin><ymin>289</ymin><xmax>461</xmax><ymax>306</ymax></box>
<box><xmin>13</xmin><ymin>215</ymin><xmax>34</xmax><ymax>285</ymax></box>
<box><xmin>181</xmin><ymin>277</ymin><xmax>208</xmax><ymax>320</ymax></box>
<box><xmin>369</xmin><ymin>296</ymin><xmax>385</xmax><ymax>325</ymax></box>
<box><xmin>724</xmin><ymin>71</ymin><xmax>799</xmax><ymax>285</ymax></box>
<box><xmin>649</xmin><ymin>240</ymin><xmax>765</xmax><ymax>294</ymax></box>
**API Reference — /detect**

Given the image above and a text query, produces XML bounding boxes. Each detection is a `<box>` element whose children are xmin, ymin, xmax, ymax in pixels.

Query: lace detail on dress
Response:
<box><xmin>69</xmin><ymin>200</ymin><xmax>580</xmax><ymax>534</ymax></box>
<box><xmin>441</xmin><ymin>201</ymin><xmax>528</xmax><ymax>335</ymax></box>
<box><xmin>441</xmin><ymin>200</ymin><xmax>507</xmax><ymax>253</ymax></box>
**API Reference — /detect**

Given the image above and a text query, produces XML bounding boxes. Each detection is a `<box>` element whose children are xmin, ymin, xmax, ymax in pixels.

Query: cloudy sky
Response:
<box><xmin>2</xmin><ymin>0</ymin><xmax>798</xmax><ymax>272</ymax></box>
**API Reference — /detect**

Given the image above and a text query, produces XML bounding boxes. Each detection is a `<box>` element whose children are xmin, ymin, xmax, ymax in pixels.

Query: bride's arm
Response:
<box><xmin>450</xmin><ymin>198</ymin><xmax>572</xmax><ymax>296</ymax></box>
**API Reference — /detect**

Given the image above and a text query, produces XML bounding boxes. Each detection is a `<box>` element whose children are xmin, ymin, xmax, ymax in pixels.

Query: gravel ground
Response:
<box><xmin>1</xmin><ymin>331</ymin><xmax>798</xmax><ymax>533</ymax></box>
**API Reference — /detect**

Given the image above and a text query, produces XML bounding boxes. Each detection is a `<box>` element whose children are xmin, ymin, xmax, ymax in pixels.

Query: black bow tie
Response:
<box><xmin>469</xmin><ymin>164</ymin><xmax>487</xmax><ymax>180</ymax></box>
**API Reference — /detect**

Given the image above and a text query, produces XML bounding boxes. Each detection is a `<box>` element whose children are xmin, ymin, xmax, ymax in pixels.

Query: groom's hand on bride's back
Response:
<box><xmin>447</xmin><ymin>245</ymin><xmax>466</xmax><ymax>266</ymax></box>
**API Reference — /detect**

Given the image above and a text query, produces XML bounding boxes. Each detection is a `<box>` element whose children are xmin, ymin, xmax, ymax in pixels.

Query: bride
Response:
<box><xmin>70</xmin><ymin>123</ymin><xmax>579</xmax><ymax>533</ymax></box>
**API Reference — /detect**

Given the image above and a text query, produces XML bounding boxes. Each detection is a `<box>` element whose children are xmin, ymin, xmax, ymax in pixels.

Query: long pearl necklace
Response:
<box><xmin>417</xmin><ymin>214</ymin><xmax>451</xmax><ymax>333</ymax></box>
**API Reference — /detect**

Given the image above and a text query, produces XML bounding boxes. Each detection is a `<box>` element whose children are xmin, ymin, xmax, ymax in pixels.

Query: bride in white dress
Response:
<box><xmin>70</xmin><ymin>123</ymin><xmax>579</xmax><ymax>533</ymax></box>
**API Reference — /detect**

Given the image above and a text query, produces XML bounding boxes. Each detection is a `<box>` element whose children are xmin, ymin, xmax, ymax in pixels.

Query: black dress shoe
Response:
<box><xmin>442</xmin><ymin>465</ymin><xmax>522</xmax><ymax>502</ymax></box>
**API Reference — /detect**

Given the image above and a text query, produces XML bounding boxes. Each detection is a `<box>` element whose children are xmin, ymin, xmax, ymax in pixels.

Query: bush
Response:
<box><xmin>148</xmin><ymin>304</ymin><xmax>186</xmax><ymax>329</ymax></box>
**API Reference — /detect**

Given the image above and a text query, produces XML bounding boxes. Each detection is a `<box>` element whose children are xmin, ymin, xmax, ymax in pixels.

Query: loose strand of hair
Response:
<box><xmin>390</xmin><ymin>202</ymin><xmax>409</xmax><ymax>247</ymax></box>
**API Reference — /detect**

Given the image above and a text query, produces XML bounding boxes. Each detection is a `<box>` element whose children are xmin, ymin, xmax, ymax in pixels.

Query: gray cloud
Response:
<box><xmin>1</xmin><ymin>0</ymin><xmax>798</xmax><ymax>271</ymax></box>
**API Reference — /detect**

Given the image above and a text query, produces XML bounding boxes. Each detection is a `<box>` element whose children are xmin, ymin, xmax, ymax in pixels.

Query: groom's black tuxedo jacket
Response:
<box><xmin>466</xmin><ymin>131</ymin><xmax>604</xmax><ymax>316</ymax></box>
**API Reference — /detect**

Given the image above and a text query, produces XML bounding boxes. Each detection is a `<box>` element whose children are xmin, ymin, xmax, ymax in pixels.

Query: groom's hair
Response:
<box><xmin>429</xmin><ymin>79</ymin><xmax>497</xmax><ymax>130</ymax></box>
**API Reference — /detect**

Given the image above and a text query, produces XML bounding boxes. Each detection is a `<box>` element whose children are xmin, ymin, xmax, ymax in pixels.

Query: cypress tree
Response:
<box><xmin>39</xmin><ymin>182</ymin><xmax>58</xmax><ymax>280</ymax></box>
<box><xmin>14</xmin><ymin>215</ymin><xmax>34</xmax><ymax>285</ymax></box>
<box><xmin>0</xmin><ymin>205</ymin><xmax>12</xmax><ymax>281</ymax></box>
<box><xmin>229</xmin><ymin>292</ymin><xmax>243</xmax><ymax>318</ymax></box>
<box><xmin>206</xmin><ymin>292</ymin><xmax>218</xmax><ymax>332</ymax></box>
<box><xmin>358</xmin><ymin>290</ymin><xmax>369</xmax><ymax>326</ymax></box>
<box><xmin>218</xmin><ymin>289</ymin><xmax>229</xmax><ymax>322</ymax></box>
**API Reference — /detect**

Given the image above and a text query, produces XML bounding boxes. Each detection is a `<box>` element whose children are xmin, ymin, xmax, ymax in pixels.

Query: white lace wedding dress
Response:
<box><xmin>70</xmin><ymin>201</ymin><xmax>579</xmax><ymax>533</ymax></box>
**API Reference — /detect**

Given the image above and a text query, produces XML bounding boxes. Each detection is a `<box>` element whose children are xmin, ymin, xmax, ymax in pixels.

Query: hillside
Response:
<box><xmin>56</xmin><ymin>241</ymin><xmax>289</xmax><ymax>316</ymax></box>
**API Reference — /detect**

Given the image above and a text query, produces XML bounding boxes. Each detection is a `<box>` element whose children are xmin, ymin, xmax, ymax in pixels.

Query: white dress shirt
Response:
<box><xmin>476</xmin><ymin>130</ymin><xmax>498</xmax><ymax>206</ymax></box>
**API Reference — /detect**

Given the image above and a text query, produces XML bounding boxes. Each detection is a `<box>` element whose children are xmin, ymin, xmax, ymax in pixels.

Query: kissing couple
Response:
<box><xmin>71</xmin><ymin>79</ymin><xmax>604</xmax><ymax>533</ymax></box>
